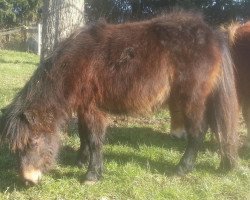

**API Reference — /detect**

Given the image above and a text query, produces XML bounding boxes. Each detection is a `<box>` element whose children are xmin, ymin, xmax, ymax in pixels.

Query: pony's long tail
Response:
<box><xmin>207</xmin><ymin>32</ymin><xmax>239</xmax><ymax>169</ymax></box>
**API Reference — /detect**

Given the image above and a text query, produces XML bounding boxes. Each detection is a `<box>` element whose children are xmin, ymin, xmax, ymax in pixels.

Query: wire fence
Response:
<box><xmin>0</xmin><ymin>24</ymin><xmax>42</xmax><ymax>55</ymax></box>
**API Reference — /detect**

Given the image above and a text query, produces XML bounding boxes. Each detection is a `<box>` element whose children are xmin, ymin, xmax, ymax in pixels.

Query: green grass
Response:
<box><xmin>0</xmin><ymin>50</ymin><xmax>249</xmax><ymax>200</ymax></box>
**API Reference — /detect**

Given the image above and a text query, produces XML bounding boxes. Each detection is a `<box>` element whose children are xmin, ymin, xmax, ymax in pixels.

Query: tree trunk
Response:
<box><xmin>41</xmin><ymin>0</ymin><xmax>84</xmax><ymax>61</ymax></box>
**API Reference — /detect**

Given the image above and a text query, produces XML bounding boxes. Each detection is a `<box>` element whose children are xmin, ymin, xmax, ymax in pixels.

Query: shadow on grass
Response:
<box><xmin>0</xmin><ymin>146</ymin><xmax>28</xmax><ymax>193</ymax></box>
<box><xmin>58</xmin><ymin>145</ymin><xmax>78</xmax><ymax>167</ymax></box>
<box><xmin>239</xmin><ymin>145</ymin><xmax>250</xmax><ymax>160</ymax></box>
<box><xmin>106</xmin><ymin>127</ymin><xmax>186</xmax><ymax>151</ymax></box>
<box><xmin>0</xmin><ymin>126</ymin><xmax>242</xmax><ymax>192</ymax></box>
<box><xmin>55</xmin><ymin>126</ymin><xmax>222</xmax><ymax>180</ymax></box>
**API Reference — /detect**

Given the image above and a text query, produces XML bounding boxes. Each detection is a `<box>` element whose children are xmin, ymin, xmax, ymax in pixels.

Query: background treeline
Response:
<box><xmin>1</xmin><ymin>0</ymin><xmax>250</xmax><ymax>28</ymax></box>
<box><xmin>0</xmin><ymin>0</ymin><xmax>42</xmax><ymax>28</ymax></box>
<box><xmin>85</xmin><ymin>0</ymin><xmax>250</xmax><ymax>25</ymax></box>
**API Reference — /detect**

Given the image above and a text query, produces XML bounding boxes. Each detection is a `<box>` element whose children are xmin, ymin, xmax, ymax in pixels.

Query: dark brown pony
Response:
<box><xmin>231</xmin><ymin>22</ymin><xmax>250</xmax><ymax>148</ymax></box>
<box><xmin>0</xmin><ymin>11</ymin><xmax>238</xmax><ymax>185</ymax></box>
<box><xmin>170</xmin><ymin>22</ymin><xmax>250</xmax><ymax>148</ymax></box>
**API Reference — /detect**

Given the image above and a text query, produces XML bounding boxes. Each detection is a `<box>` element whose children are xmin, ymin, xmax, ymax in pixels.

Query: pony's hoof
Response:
<box><xmin>175</xmin><ymin>165</ymin><xmax>186</xmax><ymax>176</ymax></box>
<box><xmin>77</xmin><ymin>160</ymin><xmax>87</xmax><ymax>168</ymax></box>
<box><xmin>219</xmin><ymin>157</ymin><xmax>236</xmax><ymax>172</ymax></box>
<box><xmin>175</xmin><ymin>164</ymin><xmax>193</xmax><ymax>176</ymax></box>
<box><xmin>24</xmin><ymin>180</ymin><xmax>38</xmax><ymax>187</ymax></box>
<box><xmin>82</xmin><ymin>171</ymin><xmax>101</xmax><ymax>185</ymax></box>
<box><xmin>83</xmin><ymin>180</ymin><xmax>98</xmax><ymax>185</ymax></box>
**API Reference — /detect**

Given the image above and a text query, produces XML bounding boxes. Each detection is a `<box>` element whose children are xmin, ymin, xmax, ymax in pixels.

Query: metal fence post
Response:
<box><xmin>38</xmin><ymin>23</ymin><xmax>42</xmax><ymax>55</ymax></box>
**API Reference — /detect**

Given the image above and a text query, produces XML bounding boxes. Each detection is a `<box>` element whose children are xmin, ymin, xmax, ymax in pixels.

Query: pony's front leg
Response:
<box><xmin>84</xmin><ymin>132</ymin><xmax>104</xmax><ymax>184</ymax></box>
<box><xmin>78</xmin><ymin>107</ymin><xmax>108</xmax><ymax>184</ymax></box>
<box><xmin>76</xmin><ymin>119</ymin><xmax>90</xmax><ymax>167</ymax></box>
<box><xmin>77</xmin><ymin>108</ymin><xmax>94</xmax><ymax>167</ymax></box>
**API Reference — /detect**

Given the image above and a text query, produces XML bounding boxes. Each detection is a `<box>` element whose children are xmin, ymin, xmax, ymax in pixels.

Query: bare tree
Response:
<box><xmin>41</xmin><ymin>0</ymin><xmax>84</xmax><ymax>61</ymax></box>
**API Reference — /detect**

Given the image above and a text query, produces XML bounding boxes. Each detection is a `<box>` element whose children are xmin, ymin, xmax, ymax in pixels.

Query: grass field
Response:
<box><xmin>0</xmin><ymin>50</ymin><xmax>249</xmax><ymax>200</ymax></box>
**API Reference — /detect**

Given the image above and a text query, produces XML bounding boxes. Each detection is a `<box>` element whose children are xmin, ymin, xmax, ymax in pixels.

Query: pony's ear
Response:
<box><xmin>22</xmin><ymin>111</ymin><xmax>37</xmax><ymax>125</ymax></box>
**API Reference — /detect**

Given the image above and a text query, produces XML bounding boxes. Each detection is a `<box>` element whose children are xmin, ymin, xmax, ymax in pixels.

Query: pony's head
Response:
<box><xmin>0</xmin><ymin>106</ymin><xmax>60</xmax><ymax>185</ymax></box>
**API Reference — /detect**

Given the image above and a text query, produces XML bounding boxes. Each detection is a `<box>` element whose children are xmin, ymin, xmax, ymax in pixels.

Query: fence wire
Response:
<box><xmin>0</xmin><ymin>25</ymin><xmax>41</xmax><ymax>54</ymax></box>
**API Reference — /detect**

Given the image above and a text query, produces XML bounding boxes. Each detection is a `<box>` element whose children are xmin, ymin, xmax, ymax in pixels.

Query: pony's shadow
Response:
<box><xmin>60</xmin><ymin>126</ymin><xmax>187</xmax><ymax>167</ymax></box>
<box><xmin>57</xmin><ymin>127</ymin><xmax>184</xmax><ymax>177</ymax></box>
<box><xmin>0</xmin><ymin>146</ymin><xmax>28</xmax><ymax>192</ymax></box>
<box><xmin>0</xmin><ymin>126</ymin><xmax>237</xmax><ymax>191</ymax></box>
<box><xmin>106</xmin><ymin>126</ymin><xmax>186</xmax><ymax>151</ymax></box>
<box><xmin>54</xmin><ymin>126</ymin><xmax>221</xmax><ymax>182</ymax></box>
<box><xmin>239</xmin><ymin>145</ymin><xmax>250</xmax><ymax>160</ymax></box>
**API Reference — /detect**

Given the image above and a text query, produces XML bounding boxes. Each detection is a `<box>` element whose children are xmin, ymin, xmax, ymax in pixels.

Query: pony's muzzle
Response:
<box><xmin>22</xmin><ymin>166</ymin><xmax>42</xmax><ymax>185</ymax></box>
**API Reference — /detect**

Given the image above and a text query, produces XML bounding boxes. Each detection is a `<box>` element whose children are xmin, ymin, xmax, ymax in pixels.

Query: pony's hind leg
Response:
<box><xmin>169</xmin><ymin>94</ymin><xmax>187</xmax><ymax>139</ymax></box>
<box><xmin>176</xmin><ymin>117</ymin><xmax>207</xmax><ymax>175</ymax></box>
<box><xmin>175</xmin><ymin>85</ymin><xmax>209</xmax><ymax>175</ymax></box>
<box><xmin>78</xmin><ymin>106</ymin><xmax>108</xmax><ymax>183</ymax></box>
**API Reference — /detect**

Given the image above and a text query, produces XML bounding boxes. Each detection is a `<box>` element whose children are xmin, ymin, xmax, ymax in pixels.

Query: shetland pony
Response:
<box><xmin>0</xmin><ymin>11</ymin><xmax>238</xmax><ymax>185</ymax></box>
<box><xmin>170</xmin><ymin>22</ymin><xmax>250</xmax><ymax>148</ymax></box>
<box><xmin>231</xmin><ymin>22</ymin><xmax>250</xmax><ymax>147</ymax></box>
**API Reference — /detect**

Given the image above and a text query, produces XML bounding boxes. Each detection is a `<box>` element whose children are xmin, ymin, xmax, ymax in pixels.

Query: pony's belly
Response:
<box><xmin>99</xmin><ymin>83</ymin><xmax>170</xmax><ymax>115</ymax></box>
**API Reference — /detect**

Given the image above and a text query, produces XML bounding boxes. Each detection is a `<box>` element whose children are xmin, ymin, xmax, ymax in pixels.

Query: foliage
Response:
<box><xmin>1</xmin><ymin>0</ymin><xmax>249</xmax><ymax>29</ymax></box>
<box><xmin>85</xmin><ymin>0</ymin><xmax>250</xmax><ymax>25</ymax></box>
<box><xmin>0</xmin><ymin>50</ymin><xmax>249</xmax><ymax>199</ymax></box>
<box><xmin>0</xmin><ymin>0</ymin><xmax>43</xmax><ymax>28</ymax></box>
